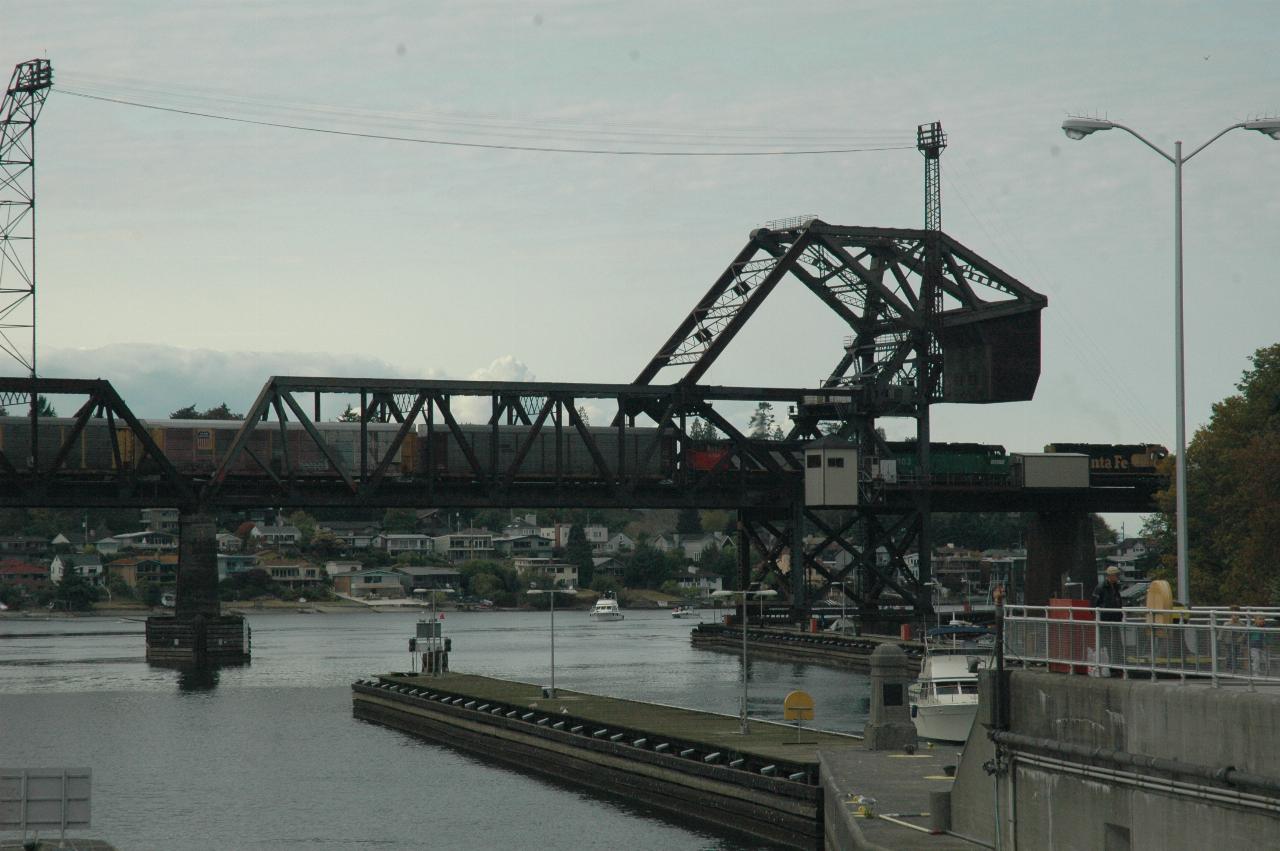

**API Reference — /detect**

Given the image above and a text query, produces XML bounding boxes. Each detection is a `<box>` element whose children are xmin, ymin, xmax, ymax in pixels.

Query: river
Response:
<box><xmin>1</xmin><ymin>610</ymin><xmax>870</xmax><ymax>849</ymax></box>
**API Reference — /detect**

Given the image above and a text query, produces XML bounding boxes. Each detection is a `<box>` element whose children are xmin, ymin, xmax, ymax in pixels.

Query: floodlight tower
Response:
<box><xmin>917</xmin><ymin>121</ymin><xmax>947</xmax><ymax>231</ymax></box>
<box><xmin>0</xmin><ymin>59</ymin><xmax>53</xmax><ymax>381</ymax></box>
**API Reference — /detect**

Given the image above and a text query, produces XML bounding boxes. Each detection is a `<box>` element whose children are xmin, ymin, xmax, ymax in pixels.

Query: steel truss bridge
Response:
<box><xmin>0</xmin><ymin>218</ymin><xmax>1164</xmax><ymax>616</ymax></box>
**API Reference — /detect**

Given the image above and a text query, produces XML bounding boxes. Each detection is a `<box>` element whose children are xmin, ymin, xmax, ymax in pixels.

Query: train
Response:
<box><xmin>0</xmin><ymin>417</ymin><xmax>1168</xmax><ymax>487</ymax></box>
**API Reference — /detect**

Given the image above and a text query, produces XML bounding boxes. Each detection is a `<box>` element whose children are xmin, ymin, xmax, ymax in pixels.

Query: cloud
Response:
<box><xmin>23</xmin><ymin>343</ymin><xmax>433</xmax><ymax>419</ymax></box>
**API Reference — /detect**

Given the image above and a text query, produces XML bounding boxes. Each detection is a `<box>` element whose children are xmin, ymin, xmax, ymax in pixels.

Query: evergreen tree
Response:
<box><xmin>565</xmin><ymin>523</ymin><xmax>594</xmax><ymax>588</ymax></box>
<box><xmin>676</xmin><ymin>508</ymin><xmax>702</xmax><ymax>535</ymax></box>
<box><xmin>747</xmin><ymin>402</ymin><xmax>776</xmax><ymax>438</ymax></box>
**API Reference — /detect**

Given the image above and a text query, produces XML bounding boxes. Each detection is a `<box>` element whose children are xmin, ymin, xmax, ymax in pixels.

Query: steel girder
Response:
<box><xmin>0</xmin><ymin>377</ymin><xmax>194</xmax><ymax>506</ymax></box>
<box><xmin>632</xmin><ymin>220</ymin><xmax>1046</xmax><ymax>407</ymax></box>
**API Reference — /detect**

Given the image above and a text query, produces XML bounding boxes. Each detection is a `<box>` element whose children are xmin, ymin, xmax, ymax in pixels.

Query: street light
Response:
<box><xmin>1061</xmin><ymin>115</ymin><xmax>1280</xmax><ymax>604</ymax></box>
<box><xmin>711</xmin><ymin>587</ymin><xmax>778</xmax><ymax>734</ymax></box>
<box><xmin>526</xmin><ymin>584</ymin><xmax>576</xmax><ymax>698</ymax></box>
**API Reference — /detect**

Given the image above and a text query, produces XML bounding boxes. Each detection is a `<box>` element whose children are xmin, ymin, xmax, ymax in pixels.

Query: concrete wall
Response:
<box><xmin>952</xmin><ymin>671</ymin><xmax>1280</xmax><ymax>850</ymax></box>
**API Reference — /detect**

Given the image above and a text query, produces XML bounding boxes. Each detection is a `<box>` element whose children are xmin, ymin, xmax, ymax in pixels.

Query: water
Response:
<box><xmin>1</xmin><ymin>611</ymin><xmax>870</xmax><ymax>849</ymax></box>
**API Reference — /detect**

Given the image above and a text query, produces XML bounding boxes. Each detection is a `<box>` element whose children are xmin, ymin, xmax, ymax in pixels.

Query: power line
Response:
<box><xmin>56</xmin><ymin>88</ymin><xmax>915</xmax><ymax>157</ymax></box>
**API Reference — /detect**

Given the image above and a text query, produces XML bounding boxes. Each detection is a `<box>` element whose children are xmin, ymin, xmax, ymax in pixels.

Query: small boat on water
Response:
<box><xmin>908</xmin><ymin>623</ymin><xmax>993</xmax><ymax>743</ymax></box>
<box><xmin>589</xmin><ymin>593</ymin><xmax>625</xmax><ymax>622</ymax></box>
<box><xmin>671</xmin><ymin>605</ymin><xmax>701</xmax><ymax>619</ymax></box>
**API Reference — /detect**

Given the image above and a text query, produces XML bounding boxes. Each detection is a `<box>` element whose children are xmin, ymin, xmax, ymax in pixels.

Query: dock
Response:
<box><xmin>352</xmin><ymin>672</ymin><xmax>979</xmax><ymax>849</ymax></box>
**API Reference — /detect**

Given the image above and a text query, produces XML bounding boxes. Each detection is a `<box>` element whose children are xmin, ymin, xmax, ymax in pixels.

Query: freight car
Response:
<box><xmin>414</xmin><ymin>425</ymin><xmax>674</xmax><ymax>480</ymax></box>
<box><xmin>0</xmin><ymin>417</ymin><xmax>121</xmax><ymax>472</ymax></box>
<box><xmin>1042</xmin><ymin>443</ymin><xmax>1168</xmax><ymax>479</ymax></box>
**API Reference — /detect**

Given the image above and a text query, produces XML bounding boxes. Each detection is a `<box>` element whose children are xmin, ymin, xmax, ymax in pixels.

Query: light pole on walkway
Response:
<box><xmin>526</xmin><ymin>584</ymin><xmax>576</xmax><ymax>698</ymax></box>
<box><xmin>1061</xmin><ymin>115</ymin><xmax>1280</xmax><ymax>604</ymax></box>
<box><xmin>712</xmin><ymin>587</ymin><xmax>778</xmax><ymax>735</ymax></box>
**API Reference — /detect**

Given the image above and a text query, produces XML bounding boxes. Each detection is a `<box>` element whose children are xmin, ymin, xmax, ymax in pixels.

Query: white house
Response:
<box><xmin>602</xmin><ymin>532</ymin><xmax>635</xmax><ymax>554</ymax></box>
<box><xmin>216</xmin><ymin>532</ymin><xmax>242</xmax><ymax>553</ymax></box>
<box><xmin>113</xmin><ymin>530</ymin><xmax>178</xmax><ymax>552</ymax></box>
<box><xmin>255</xmin><ymin>525</ymin><xmax>302</xmax><ymax>548</ymax></box>
<box><xmin>50</xmin><ymin>554</ymin><xmax>105</xmax><ymax>585</ymax></box>
<box><xmin>94</xmin><ymin>537</ymin><xmax>123</xmax><ymax>557</ymax></box>
<box><xmin>677</xmin><ymin>565</ymin><xmax>723</xmax><ymax>595</ymax></box>
<box><xmin>375</xmin><ymin>533</ymin><xmax>434</xmax><ymax>554</ymax></box>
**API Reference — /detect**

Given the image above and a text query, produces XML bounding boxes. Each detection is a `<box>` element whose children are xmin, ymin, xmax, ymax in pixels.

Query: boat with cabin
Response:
<box><xmin>589</xmin><ymin>592</ymin><xmax>625</xmax><ymax>622</ymax></box>
<box><xmin>908</xmin><ymin>623</ymin><xmax>993</xmax><ymax>743</ymax></box>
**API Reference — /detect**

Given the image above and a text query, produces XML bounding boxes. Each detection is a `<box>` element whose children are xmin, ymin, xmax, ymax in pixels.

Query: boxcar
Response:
<box><xmin>415</xmin><ymin>424</ymin><xmax>673</xmax><ymax>480</ymax></box>
<box><xmin>0</xmin><ymin>417</ymin><xmax>120</xmax><ymax>472</ymax></box>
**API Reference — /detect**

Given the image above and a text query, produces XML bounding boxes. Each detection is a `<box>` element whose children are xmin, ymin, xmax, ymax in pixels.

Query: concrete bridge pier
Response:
<box><xmin>145</xmin><ymin>510</ymin><xmax>250</xmax><ymax>666</ymax></box>
<box><xmin>1024</xmin><ymin>511</ymin><xmax>1096</xmax><ymax>604</ymax></box>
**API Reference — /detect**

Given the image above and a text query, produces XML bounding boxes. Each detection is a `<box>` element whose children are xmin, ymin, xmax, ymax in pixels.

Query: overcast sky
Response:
<box><xmin>5</xmin><ymin>2</ymin><xmax>1279</xmax><ymax>522</ymax></box>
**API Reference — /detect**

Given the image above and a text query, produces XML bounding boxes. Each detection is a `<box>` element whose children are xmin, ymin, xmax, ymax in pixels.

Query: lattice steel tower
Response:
<box><xmin>917</xmin><ymin>121</ymin><xmax>946</xmax><ymax>231</ymax></box>
<box><xmin>0</xmin><ymin>59</ymin><xmax>53</xmax><ymax>378</ymax></box>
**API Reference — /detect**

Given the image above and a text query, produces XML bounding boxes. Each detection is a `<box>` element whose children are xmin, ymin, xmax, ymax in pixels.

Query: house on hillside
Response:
<box><xmin>217</xmin><ymin>553</ymin><xmax>260</xmax><ymax>581</ymax></box>
<box><xmin>432</xmin><ymin>530</ymin><xmax>495</xmax><ymax>562</ymax></box>
<box><xmin>653</xmin><ymin>532</ymin><xmax>733</xmax><ymax>560</ymax></box>
<box><xmin>395</xmin><ymin>565</ymin><xmax>461</xmax><ymax>593</ymax></box>
<box><xmin>374</xmin><ymin>533</ymin><xmax>434</xmax><ymax>554</ymax></box>
<box><xmin>334</xmin><ymin>568</ymin><xmax>406</xmax><ymax>599</ymax></box>
<box><xmin>602</xmin><ymin>532</ymin><xmax>635</xmax><ymax>554</ymax></box>
<box><xmin>261</xmin><ymin>562</ymin><xmax>324</xmax><ymax>590</ymax></box>
<box><xmin>256</xmin><ymin>525</ymin><xmax>302</xmax><ymax>549</ymax></box>
<box><xmin>50</xmin><ymin>554</ymin><xmax>104</xmax><ymax>585</ymax></box>
<box><xmin>0</xmin><ymin>535</ymin><xmax>46</xmax><ymax>556</ymax></box>
<box><xmin>217</xmin><ymin>532</ymin><xmax>243</xmax><ymax>553</ymax></box>
<box><xmin>108</xmin><ymin>555</ymin><xmax>179</xmax><ymax>589</ymax></box>
<box><xmin>113</xmin><ymin>530</ymin><xmax>178</xmax><ymax>552</ymax></box>
<box><xmin>140</xmin><ymin>508</ymin><xmax>180</xmax><ymax>534</ymax></box>
<box><xmin>492</xmin><ymin>533</ymin><xmax>554</xmax><ymax>560</ymax></box>
<box><xmin>319</xmin><ymin>521</ymin><xmax>380</xmax><ymax>550</ymax></box>
<box><xmin>0</xmin><ymin>559</ymin><xmax>49</xmax><ymax>592</ymax></box>
<box><xmin>677</xmin><ymin>565</ymin><xmax>723</xmax><ymax>595</ymax></box>
<box><xmin>591</xmin><ymin>556</ymin><xmax>626</xmax><ymax>580</ymax></box>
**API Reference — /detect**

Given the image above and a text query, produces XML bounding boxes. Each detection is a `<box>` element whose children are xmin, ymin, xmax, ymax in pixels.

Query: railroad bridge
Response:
<box><xmin>0</xmin><ymin>219</ymin><xmax>1163</xmax><ymax>659</ymax></box>
<box><xmin>1</xmin><ymin>60</ymin><xmax>1165</xmax><ymax>662</ymax></box>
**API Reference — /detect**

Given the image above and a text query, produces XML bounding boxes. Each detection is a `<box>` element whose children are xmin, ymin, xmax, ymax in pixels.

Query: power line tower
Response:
<box><xmin>0</xmin><ymin>59</ymin><xmax>54</xmax><ymax>379</ymax></box>
<box><xmin>916</xmin><ymin>121</ymin><xmax>946</xmax><ymax>231</ymax></box>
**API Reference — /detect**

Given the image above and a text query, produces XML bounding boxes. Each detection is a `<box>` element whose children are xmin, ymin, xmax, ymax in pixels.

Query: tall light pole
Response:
<box><xmin>712</xmin><ymin>588</ymin><xmax>778</xmax><ymax>734</ymax></box>
<box><xmin>526</xmin><ymin>584</ymin><xmax>575</xmax><ymax>698</ymax></box>
<box><xmin>831</xmin><ymin>582</ymin><xmax>847</xmax><ymax>632</ymax></box>
<box><xmin>1061</xmin><ymin>116</ymin><xmax>1280</xmax><ymax>605</ymax></box>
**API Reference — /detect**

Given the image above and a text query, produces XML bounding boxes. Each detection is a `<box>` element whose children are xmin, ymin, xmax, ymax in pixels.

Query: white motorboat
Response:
<box><xmin>671</xmin><ymin>605</ymin><xmax>701</xmax><ymax>619</ymax></box>
<box><xmin>908</xmin><ymin>623</ymin><xmax>993</xmax><ymax>743</ymax></box>
<box><xmin>589</xmin><ymin>593</ymin><xmax>625</xmax><ymax>622</ymax></box>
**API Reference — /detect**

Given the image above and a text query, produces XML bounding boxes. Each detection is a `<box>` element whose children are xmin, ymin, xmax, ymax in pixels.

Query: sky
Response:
<box><xmin>4</xmin><ymin>1</ymin><xmax>1279</xmax><ymax>524</ymax></box>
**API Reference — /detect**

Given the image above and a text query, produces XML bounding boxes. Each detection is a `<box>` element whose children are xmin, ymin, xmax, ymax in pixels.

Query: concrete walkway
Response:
<box><xmin>821</xmin><ymin>745</ymin><xmax>987</xmax><ymax>849</ymax></box>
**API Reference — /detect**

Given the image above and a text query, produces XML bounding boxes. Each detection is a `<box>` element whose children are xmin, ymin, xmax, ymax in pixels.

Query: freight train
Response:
<box><xmin>0</xmin><ymin>417</ymin><xmax>1167</xmax><ymax>487</ymax></box>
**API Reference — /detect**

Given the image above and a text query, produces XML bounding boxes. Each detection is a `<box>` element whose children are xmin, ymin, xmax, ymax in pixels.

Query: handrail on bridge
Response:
<box><xmin>1002</xmin><ymin>604</ymin><xmax>1280</xmax><ymax>688</ymax></box>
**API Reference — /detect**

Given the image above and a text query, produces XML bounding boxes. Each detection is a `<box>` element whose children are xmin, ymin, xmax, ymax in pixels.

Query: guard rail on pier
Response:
<box><xmin>1003</xmin><ymin>604</ymin><xmax>1280</xmax><ymax>686</ymax></box>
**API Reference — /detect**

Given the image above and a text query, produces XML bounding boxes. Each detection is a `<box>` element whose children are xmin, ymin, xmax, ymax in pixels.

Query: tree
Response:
<box><xmin>337</xmin><ymin>404</ymin><xmax>360</xmax><ymax>422</ymax></box>
<box><xmin>747</xmin><ymin>402</ymin><xmax>775</xmax><ymax>438</ymax></box>
<box><xmin>565</xmin><ymin>524</ymin><xmax>594</xmax><ymax>588</ymax></box>
<box><xmin>286</xmin><ymin>510</ymin><xmax>317</xmax><ymax>548</ymax></box>
<box><xmin>624</xmin><ymin>543</ymin><xmax>674</xmax><ymax>589</ymax></box>
<box><xmin>170</xmin><ymin>403</ymin><xmax>243</xmax><ymax>420</ymax></box>
<box><xmin>52</xmin><ymin>571</ymin><xmax>99</xmax><ymax>611</ymax></box>
<box><xmin>1159</xmin><ymin>343</ymin><xmax>1280</xmax><ymax>603</ymax></box>
<box><xmin>575</xmin><ymin>406</ymin><xmax>590</xmax><ymax>426</ymax></box>
<box><xmin>382</xmin><ymin>508</ymin><xmax>418</xmax><ymax>533</ymax></box>
<box><xmin>676</xmin><ymin>508</ymin><xmax>702</xmax><ymax>535</ymax></box>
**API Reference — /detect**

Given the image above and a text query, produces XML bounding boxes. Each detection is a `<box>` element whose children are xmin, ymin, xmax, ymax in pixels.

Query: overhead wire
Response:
<box><xmin>53</xmin><ymin>74</ymin><xmax>913</xmax><ymax>156</ymax></box>
<box><xmin>55</xmin><ymin>70</ymin><xmax>907</xmax><ymax>144</ymax></box>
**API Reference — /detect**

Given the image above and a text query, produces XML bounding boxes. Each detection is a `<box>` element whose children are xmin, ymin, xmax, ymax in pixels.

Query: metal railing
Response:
<box><xmin>1003</xmin><ymin>605</ymin><xmax>1280</xmax><ymax>687</ymax></box>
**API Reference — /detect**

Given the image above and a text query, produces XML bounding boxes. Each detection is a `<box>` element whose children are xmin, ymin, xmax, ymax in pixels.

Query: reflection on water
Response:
<box><xmin>1</xmin><ymin>611</ymin><xmax>870</xmax><ymax>849</ymax></box>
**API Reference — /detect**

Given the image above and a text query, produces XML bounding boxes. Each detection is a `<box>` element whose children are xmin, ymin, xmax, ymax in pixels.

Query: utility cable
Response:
<box><xmin>56</xmin><ymin>88</ymin><xmax>914</xmax><ymax>157</ymax></box>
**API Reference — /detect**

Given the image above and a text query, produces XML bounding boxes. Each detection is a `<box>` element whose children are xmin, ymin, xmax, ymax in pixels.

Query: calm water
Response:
<box><xmin>1</xmin><ymin>610</ymin><xmax>870</xmax><ymax>849</ymax></box>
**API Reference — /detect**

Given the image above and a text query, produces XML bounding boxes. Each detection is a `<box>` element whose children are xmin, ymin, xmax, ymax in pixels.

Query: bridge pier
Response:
<box><xmin>145</xmin><ymin>510</ymin><xmax>250</xmax><ymax>666</ymax></box>
<box><xmin>1024</xmin><ymin>511</ymin><xmax>1096</xmax><ymax>604</ymax></box>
